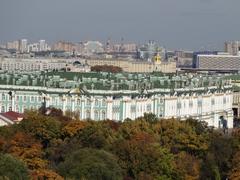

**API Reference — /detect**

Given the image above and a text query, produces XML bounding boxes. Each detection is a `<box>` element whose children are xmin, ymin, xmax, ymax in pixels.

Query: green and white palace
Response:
<box><xmin>0</xmin><ymin>71</ymin><xmax>233</xmax><ymax>128</ymax></box>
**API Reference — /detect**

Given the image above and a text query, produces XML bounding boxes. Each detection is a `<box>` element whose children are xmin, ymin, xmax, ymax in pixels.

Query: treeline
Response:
<box><xmin>91</xmin><ymin>65</ymin><xmax>122</xmax><ymax>73</ymax></box>
<box><xmin>0</xmin><ymin>109</ymin><xmax>240</xmax><ymax>180</ymax></box>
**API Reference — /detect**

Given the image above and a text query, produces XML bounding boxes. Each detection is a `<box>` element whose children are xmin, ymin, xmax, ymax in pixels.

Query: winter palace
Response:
<box><xmin>0</xmin><ymin>71</ymin><xmax>233</xmax><ymax>128</ymax></box>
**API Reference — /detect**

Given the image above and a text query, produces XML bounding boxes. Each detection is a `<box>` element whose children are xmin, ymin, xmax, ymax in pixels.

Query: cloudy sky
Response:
<box><xmin>0</xmin><ymin>0</ymin><xmax>239</xmax><ymax>50</ymax></box>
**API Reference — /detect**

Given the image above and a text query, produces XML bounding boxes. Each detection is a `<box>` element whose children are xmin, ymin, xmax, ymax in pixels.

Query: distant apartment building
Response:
<box><xmin>175</xmin><ymin>50</ymin><xmax>193</xmax><ymax>68</ymax></box>
<box><xmin>27</xmin><ymin>43</ymin><xmax>39</xmax><ymax>52</ymax></box>
<box><xmin>52</xmin><ymin>41</ymin><xmax>76</xmax><ymax>53</ymax></box>
<box><xmin>27</xmin><ymin>40</ymin><xmax>50</xmax><ymax>52</ymax></box>
<box><xmin>39</xmin><ymin>40</ymin><xmax>46</xmax><ymax>51</ymax></box>
<box><xmin>113</xmin><ymin>43</ymin><xmax>137</xmax><ymax>53</ymax></box>
<box><xmin>0</xmin><ymin>57</ymin><xmax>90</xmax><ymax>72</ymax></box>
<box><xmin>195</xmin><ymin>54</ymin><xmax>240</xmax><ymax>71</ymax></box>
<box><xmin>19</xmin><ymin>39</ymin><xmax>28</xmax><ymax>53</ymax></box>
<box><xmin>6</xmin><ymin>40</ymin><xmax>20</xmax><ymax>51</ymax></box>
<box><xmin>225</xmin><ymin>41</ymin><xmax>240</xmax><ymax>56</ymax></box>
<box><xmin>0</xmin><ymin>58</ymin><xmax>66</xmax><ymax>71</ymax></box>
<box><xmin>0</xmin><ymin>44</ymin><xmax>6</xmax><ymax>49</ymax></box>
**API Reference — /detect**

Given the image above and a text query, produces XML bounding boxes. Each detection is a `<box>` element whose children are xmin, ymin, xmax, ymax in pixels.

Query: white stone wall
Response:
<box><xmin>0</xmin><ymin>86</ymin><xmax>234</xmax><ymax>128</ymax></box>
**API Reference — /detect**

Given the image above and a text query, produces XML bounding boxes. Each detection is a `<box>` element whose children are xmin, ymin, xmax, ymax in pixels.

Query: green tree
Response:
<box><xmin>0</xmin><ymin>153</ymin><xmax>29</xmax><ymax>180</ymax></box>
<box><xmin>114</xmin><ymin>137</ymin><xmax>177</xmax><ymax>179</ymax></box>
<box><xmin>153</xmin><ymin>119</ymin><xmax>209</xmax><ymax>157</ymax></box>
<box><xmin>20</xmin><ymin>110</ymin><xmax>62</xmax><ymax>147</ymax></box>
<box><xmin>77</xmin><ymin>121</ymin><xmax>116</xmax><ymax>149</ymax></box>
<box><xmin>202</xmin><ymin>135</ymin><xmax>235</xmax><ymax>180</ymax></box>
<box><xmin>200</xmin><ymin>153</ymin><xmax>221</xmax><ymax>180</ymax></box>
<box><xmin>143</xmin><ymin>113</ymin><xmax>158</xmax><ymax>123</ymax></box>
<box><xmin>57</xmin><ymin>148</ymin><xmax>123</xmax><ymax>180</ymax></box>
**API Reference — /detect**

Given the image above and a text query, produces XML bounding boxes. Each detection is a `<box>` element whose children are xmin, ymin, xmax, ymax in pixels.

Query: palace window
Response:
<box><xmin>211</xmin><ymin>99</ymin><xmax>215</xmax><ymax>106</ymax></box>
<box><xmin>77</xmin><ymin>99</ymin><xmax>80</xmax><ymax>105</ymax></box>
<box><xmin>131</xmin><ymin>105</ymin><xmax>136</xmax><ymax>113</ymax></box>
<box><xmin>1</xmin><ymin>106</ymin><xmax>5</xmax><ymax>113</ymax></box>
<box><xmin>86</xmin><ymin>110</ymin><xmax>91</xmax><ymax>119</ymax></box>
<box><xmin>113</xmin><ymin>106</ymin><xmax>120</xmax><ymax>113</ymax></box>
<box><xmin>147</xmin><ymin>104</ymin><xmax>151</xmax><ymax>111</ymax></box>
<box><xmin>189</xmin><ymin>101</ymin><xmax>193</xmax><ymax>108</ymax></box>
<box><xmin>177</xmin><ymin>102</ymin><xmax>181</xmax><ymax>109</ymax></box>
<box><xmin>102</xmin><ymin>99</ymin><xmax>107</xmax><ymax>106</ymax></box>
<box><xmin>223</xmin><ymin>97</ymin><xmax>226</xmax><ymax>104</ymax></box>
<box><xmin>94</xmin><ymin>110</ymin><xmax>99</xmax><ymax>120</ymax></box>
<box><xmin>2</xmin><ymin>94</ymin><xmax>5</xmax><ymax>101</ymax></box>
<box><xmin>95</xmin><ymin>99</ymin><xmax>99</xmax><ymax>106</ymax></box>
<box><xmin>197</xmin><ymin>99</ymin><xmax>202</xmax><ymax>107</ymax></box>
<box><xmin>102</xmin><ymin>111</ymin><xmax>106</xmax><ymax>120</ymax></box>
<box><xmin>86</xmin><ymin>99</ymin><xmax>91</xmax><ymax>106</ymax></box>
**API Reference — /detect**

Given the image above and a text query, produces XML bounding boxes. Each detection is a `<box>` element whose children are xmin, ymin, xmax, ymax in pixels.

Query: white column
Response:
<box><xmin>90</xmin><ymin>97</ymin><xmax>94</xmax><ymax>120</ymax></box>
<box><xmin>62</xmin><ymin>96</ymin><xmax>66</xmax><ymax>114</ymax></box>
<box><xmin>106</xmin><ymin>97</ymin><xmax>113</xmax><ymax>120</ymax></box>
<box><xmin>81</xmin><ymin>97</ymin><xmax>85</xmax><ymax>119</ymax></box>
<box><xmin>71</xmin><ymin>97</ymin><xmax>75</xmax><ymax>112</ymax></box>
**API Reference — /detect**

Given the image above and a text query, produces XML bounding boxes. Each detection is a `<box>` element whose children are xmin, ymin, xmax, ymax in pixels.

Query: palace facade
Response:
<box><xmin>0</xmin><ymin>71</ymin><xmax>233</xmax><ymax>128</ymax></box>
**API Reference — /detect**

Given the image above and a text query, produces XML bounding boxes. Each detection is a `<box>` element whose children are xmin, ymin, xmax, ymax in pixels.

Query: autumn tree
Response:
<box><xmin>91</xmin><ymin>65</ymin><xmax>122</xmax><ymax>73</ymax></box>
<box><xmin>175</xmin><ymin>152</ymin><xmax>201</xmax><ymax>180</ymax></box>
<box><xmin>228</xmin><ymin>151</ymin><xmax>240</xmax><ymax>180</ymax></box>
<box><xmin>20</xmin><ymin>110</ymin><xmax>62</xmax><ymax>147</ymax></box>
<box><xmin>113</xmin><ymin>134</ymin><xmax>178</xmax><ymax>179</ymax></box>
<box><xmin>153</xmin><ymin>119</ymin><xmax>209</xmax><ymax>157</ymax></box>
<box><xmin>5</xmin><ymin>132</ymin><xmax>47</xmax><ymax>170</ymax></box>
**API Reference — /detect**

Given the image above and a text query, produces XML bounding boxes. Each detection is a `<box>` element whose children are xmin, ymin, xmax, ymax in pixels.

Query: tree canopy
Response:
<box><xmin>0</xmin><ymin>110</ymin><xmax>239</xmax><ymax>179</ymax></box>
<box><xmin>0</xmin><ymin>153</ymin><xmax>29</xmax><ymax>179</ymax></box>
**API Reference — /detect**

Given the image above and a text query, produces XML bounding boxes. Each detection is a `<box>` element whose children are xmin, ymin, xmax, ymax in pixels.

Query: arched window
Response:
<box><xmin>95</xmin><ymin>99</ymin><xmax>99</xmax><ymax>106</ymax></box>
<box><xmin>94</xmin><ymin>110</ymin><xmax>99</xmax><ymax>120</ymax></box>
<box><xmin>102</xmin><ymin>111</ymin><xmax>106</xmax><ymax>120</ymax></box>
<box><xmin>86</xmin><ymin>110</ymin><xmax>91</xmax><ymax>119</ymax></box>
<box><xmin>1</xmin><ymin>106</ymin><xmax>5</xmax><ymax>113</ymax></box>
<box><xmin>86</xmin><ymin>99</ymin><xmax>91</xmax><ymax>106</ymax></box>
<box><xmin>2</xmin><ymin>94</ymin><xmax>5</xmax><ymax>101</ymax></box>
<box><xmin>77</xmin><ymin>99</ymin><xmax>80</xmax><ymax>105</ymax></box>
<box><xmin>102</xmin><ymin>99</ymin><xmax>107</xmax><ymax>106</ymax></box>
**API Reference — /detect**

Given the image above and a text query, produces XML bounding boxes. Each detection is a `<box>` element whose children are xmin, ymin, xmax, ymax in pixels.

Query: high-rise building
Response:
<box><xmin>225</xmin><ymin>41</ymin><xmax>240</xmax><ymax>56</ymax></box>
<box><xmin>6</xmin><ymin>40</ymin><xmax>20</xmax><ymax>50</ymax></box>
<box><xmin>19</xmin><ymin>39</ymin><xmax>28</xmax><ymax>53</ymax></box>
<box><xmin>52</xmin><ymin>41</ymin><xmax>76</xmax><ymax>53</ymax></box>
<box><xmin>39</xmin><ymin>40</ymin><xmax>46</xmax><ymax>51</ymax></box>
<box><xmin>27</xmin><ymin>43</ymin><xmax>39</xmax><ymax>52</ymax></box>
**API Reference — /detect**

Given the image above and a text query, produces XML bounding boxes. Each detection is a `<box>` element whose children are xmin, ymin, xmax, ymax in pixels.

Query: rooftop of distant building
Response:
<box><xmin>0</xmin><ymin>71</ymin><xmax>232</xmax><ymax>93</ymax></box>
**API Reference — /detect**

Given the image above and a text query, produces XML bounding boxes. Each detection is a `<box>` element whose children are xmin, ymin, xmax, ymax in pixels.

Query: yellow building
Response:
<box><xmin>86</xmin><ymin>58</ymin><xmax>176</xmax><ymax>73</ymax></box>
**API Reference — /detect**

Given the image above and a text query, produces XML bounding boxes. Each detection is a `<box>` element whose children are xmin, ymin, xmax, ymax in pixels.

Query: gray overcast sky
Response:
<box><xmin>0</xmin><ymin>0</ymin><xmax>239</xmax><ymax>50</ymax></box>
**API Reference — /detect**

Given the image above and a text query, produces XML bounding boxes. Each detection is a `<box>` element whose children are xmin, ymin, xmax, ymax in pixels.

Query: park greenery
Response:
<box><xmin>91</xmin><ymin>65</ymin><xmax>123</xmax><ymax>73</ymax></box>
<box><xmin>0</xmin><ymin>109</ymin><xmax>240</xmax><ymax>180</ymax></box>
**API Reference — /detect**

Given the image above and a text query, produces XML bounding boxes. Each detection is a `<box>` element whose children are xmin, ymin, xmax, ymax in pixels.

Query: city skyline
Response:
<box><xmin>1</xmin><ymin>0</ymin><xmax>240</xmax><ymax>51</ymax></box>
